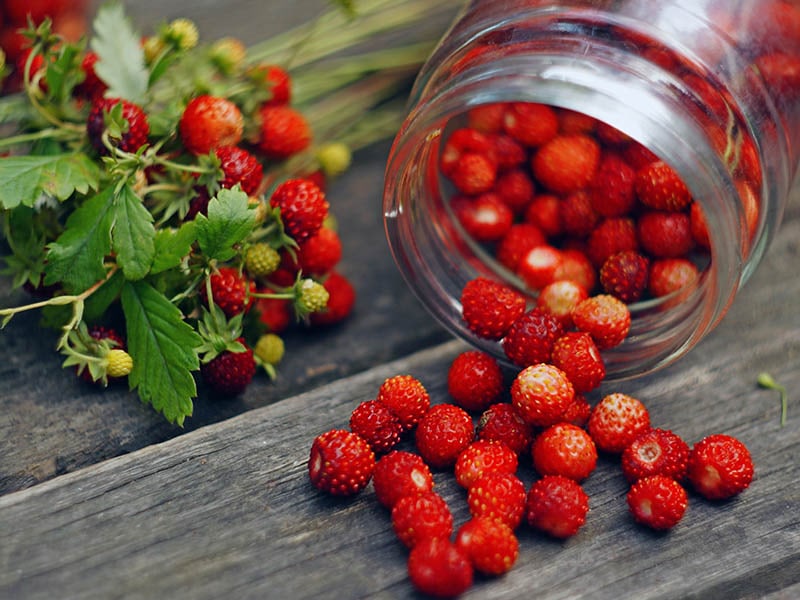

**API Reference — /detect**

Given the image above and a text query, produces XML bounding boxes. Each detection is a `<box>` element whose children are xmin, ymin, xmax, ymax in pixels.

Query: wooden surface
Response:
<box><xmin>1</xmin><ymin>1</ymin><xmax>800</xmax><ymax>599</ymax></box>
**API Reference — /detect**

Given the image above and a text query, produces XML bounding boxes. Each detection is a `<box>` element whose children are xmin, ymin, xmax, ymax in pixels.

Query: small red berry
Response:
<box><xmin>561</xmin><ymin>394</ymin><xmax>592</xmax><ymax>428</ymax></box>
<box><xmin>447</xmin><ymin>351</ymin><xmax>504</xmax><ymax>413</ymax></box>
<box><xmin>309</xmin><ymin>271</ymin><xmax>356</xmax><ymax>326</ymax></box>
<box><xmin>349</xmin><ymin>400</ymin><xmax>403</xmax><ymax>454</ymax></box>
<box><xmin>440</xmin><ymin>127</ymin><xmax>495</xmax><ymax>177</ymax></box>
<box><xmin>376</xmin><ymin>374</ymin><xmax>431</xmax><ymax>433</ymax></box>
<box><xmin>296</xmin><ymin>227</ymin><xmax>342</xmax><ymax>276</ymax></box>
<box><xmin>637</xmin><ymin>210</ymin><xmax>694</xmax><ymax>259</ymax></box>
<box><xmin>179</xmin><ymin>95</ymin><xmax>243</xmax><ymax>155</ymax></box>
<box><xmin>257</xmin><ymin>105</ymin><xmax>312</xmax><ymax>159</ymax></box>
<box><xmin>269</xmin><ymin>178</ymin><xmax>329</xmax><ymax>243</ymax></box>
<box><xmin>516</xmin><ymin>244</ymin><xmax>563</xmax><ymax>291</ymax></box>
<box><xmin>495</xmin><ymin>168</ymin><xmax>536</xmax><ymax>216</ymax></box>
<box><xmin>467</xmin><ymin>472</ymin><xmax>527</xmax><ymax>530</ymax></box>
<box><xmin>307</xmin><ymin>429</ymin><xmax>376</xmax><ymax>497</ymax></box>
<box><xmin>511</xmin><ymin>363</ymin><xmax>575</xmax><ymax>428</ymax></box>
<box><xmin>588</xmin><ymin>392</ymin><xmax>651</xmax><ymax>454</ymax></box>
<box><xmin>392</xmin><ymin>491</ymin><xmax>453</xmax><ymax>548</ymax></box>
<box><xmin>416</xmin><ymin>403</ymin><xmax>475</xmax><ymax>469</ymax></box>
<box><xmin>502</xmin><ymin>308</ymin><xmax>564</xmax><ymax>368</ymax></box>
<box><xmin>589</xmin><ymin>153</ymin><xmax>637</xmax><ymax>217</ymax></box>
<box><xmin>449</xmin><ymin>152</ymin><xmax>498</xmax><ymax>195</ymax></box>
<box><xmin>200</xmin><ymin>339</ymin><xmax>256</xmax><ymax>396</ymax></box>
<box><xmin>455</xmin><ymin>517</ymin><xmax>519</xmax><ymax>576</ymax></box>
<box><xmin>407</xmin><ymin>537</ymin><xmax>473</xmax><ymax>598</ymax></box>
<box><xmin>550</xmin><ymin>331</ymin><xmax>606</xmax><ymax>393</ymax></box>
<box><xmin>532</xmin><ymin>422</ymin><xmax>598</xmax><ymax>481</ymax></box>
<box><xmin>648</xmin><ymin>257</ymin><xmax>699</xmax><ymax>299</ymax></box>
<box><xmin>599</xmin><ymin>250</ymin><xmax>650</xmax><ymax>304</ymax></box>
<box><xmin>587</xmin><ymin>217</ymin><xmax>639</xmax><ymax>268</ymax></box>
<box><xmin>460</xmin><ymin>277</ymin><xmax>527</xmax><ymax>341</ymax></box>
<box><xmin>536</xmin><ymin>279</ymin><xmax>589</xmax><ymax>329</ymax></box>
<box><xmin>553</xmin><ymin>248</ymin><xmax>597</xmax><ymax>293</ymax></box>
<box><xmin>531</xmin><ymin>134</ymin><xmax>601</xmax><ymax>194</ymax></box>
<box><xmin>560</xmin><ymin>190</ymin><xmax>600</xmax><ymax>238</ymax></box>
<box><xmin>495</xmin><ymin>223</ymin><xmax>547</xmax><ymax>271</ymax></box>
<box><xmin>572</xmin><ymin>293</ymin><xmax>631</xmax><ymax>350</ymax></box>
<box><xmin>87</xmin><ymin>97</ymin><xmax>150</xmax><ymax>154</ymax></box>
<box><xmin>627</xmin><ymin>474</ymin><xmax>688</xmax><ymax>530</ymax></box>
<box><xmin>502</xmin><ymin>101</ymin><xmax>559</xmax><ymax>147</ymax></box>
<box><xmin>200</xmin><ymin>266</ymin><xmax>254</xmax><ymax>317</ymax></box>
<box><xmin>455</xmin><ymin>439</ymin><xmax>518</xmax><ymax>489</ymax></box>
<box><xmin>214</xmin><ymin>145</ymin><xmax>263</xmax><ymax>196</ymax></box>
<box><xmin>686</xmin><ymin>434</ymin><xmax>754</xmax><ymax>500</ymax></box>
<box><xmin>526</xmin><ymin>475</ymin><xmax>589</xmax><ymax>538</ymax></box>
<box><xmin>452</xmin><ymin>192</ymin><xmax>513</xmax><ymax>242</ymax></box>
<box><xmin>635</xmin><ymin>160</ymin><xmax>692</xmax><ymax>211</ymax></box>
<box><xmin>621</xmin><ymin>428</ymin><xmax>690</xmax><ymax>483</ymax></box>
<box><xmin>372</xmin><ymin>451</ymin><xmax>433</xmax><ymax>509</ymax></box>
<box><xmin>476</xmin><ymin>403</ymin><xmax>535</xmax><ymax>456</ymax></box>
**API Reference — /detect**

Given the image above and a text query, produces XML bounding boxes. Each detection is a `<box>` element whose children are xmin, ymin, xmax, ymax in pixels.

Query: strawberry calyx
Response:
<box><xmin>195</xmin><ymin>303</ymin><xmax>247</xmax><ymax>364</ymax></box>
<box><xmin>60</xmin><ymin>321</ymin><xmax>132</xmax><ymax>386</ymax></box>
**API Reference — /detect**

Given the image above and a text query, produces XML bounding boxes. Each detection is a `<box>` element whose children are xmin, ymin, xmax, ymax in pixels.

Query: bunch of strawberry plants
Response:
<box><xmin>0</xmin><ymin>0</ymin><xmax>463</xmax><ymax>425</ymax></box>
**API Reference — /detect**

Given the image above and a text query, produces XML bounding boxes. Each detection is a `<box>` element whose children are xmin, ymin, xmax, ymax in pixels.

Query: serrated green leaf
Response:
<box><xmin>90</xmin><ymin>2</ymin><xmax>149</xmax><ymax>103</ymax></box>
<box><xmin>112</xmin><ymin>184</ymin><xmax>155</xmax><ymax>280</ymax></box>
<box><xmin>195</xmin><ymin>188</ymin><xmax>256</xmax><ymax>262</ymax></box>
<box><xmin>43</xmin><ymin>187</ymin><xmax>114</xmax><ymax>293</ymax></box>
<box><xmin>45</xmin><ymin>44</ymin><xmax>84</xmax><ymax>104</ymax></box>
<box><xmin>82</xmin><ymin>267</ymin><xmax>125</xmax><ymax>323</ymax></box>
<box><xmin>121</xmin><ymin>280</ymin><xmax>201</xmax><ymax>426</ymax></box>
<box><xmin>0</xmin><ymin>154</ymin><xmax>101</xmax><ymax>209</ymax></box>
<box><xmin>151</xmin><ymin>221</ymin><xmax>197</xmax><ymax>274</ymax></box>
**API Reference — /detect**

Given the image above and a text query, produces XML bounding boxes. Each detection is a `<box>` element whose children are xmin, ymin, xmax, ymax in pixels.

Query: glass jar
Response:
<box><xmin>383</xmin><ymin>0</ymin><xmax>799</xmax><ymax>379</ymax></box>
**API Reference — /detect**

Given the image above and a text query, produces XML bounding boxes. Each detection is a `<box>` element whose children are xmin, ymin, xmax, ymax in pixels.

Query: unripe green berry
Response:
<box><xmin>297</xmin><ymin>279</ymin><xmax>329</xmax><ymax>314</ymax></box>
<box><xmin>245</xmin><ymin>243</ymin><xmax>281</xmax><ymax>277</ymax></box>
<box><xmin>255</xmin><ymin>333</ymin><xmax>285</xmax><ymax>365</ymax></box>
<box><xmin>106</xmin><ymin>349</ymin><xmax>134</xmax><ymax>378</ymax></box>
<box><xmin>165</xmin><ymin>18</ymin><xmax>199</xmax><ymax>51</ymax></box>
<box><xmin>316</xmin><ymin>142</ymin><xmax>351</xmax><ymax>178</ymax></box>
<box><xmin>210</xmin><ymin>37</ymin><xmax>247</xmax><ymax>75</ymax></box>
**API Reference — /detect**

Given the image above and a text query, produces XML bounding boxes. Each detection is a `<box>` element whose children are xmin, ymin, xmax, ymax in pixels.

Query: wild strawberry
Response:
<box><xmin>75</xmin><ymin>51</ymin><xmax>107</xmax><ymax>101</ymax></box>
<box><xmin>488</xmin><ymin>132</ymin><xmax>527</xmax><ymax>171</ymax></box>
<box><xmin>588</xmin><ymin>392</ymin><xmax>651</xmax><ymax>454</ymax></box>
<box><xmin>467</xmin><ymin>472</ymin><xmax>527</xmax><ymax>530</ymax></box>
<box><xmin>460</xmin><ymin>277</ymin><xmax>527</xmax><ymax>341</ymax></box>
<box><xmin>257</xmin><ymin>104</ymin><xmax>312</xmax><ymax>159</ymax></box>
<box><xmin>689</xmin><ymin>201</ymin><xmax>710</xmax><ymax>250</ymax></box>
<box><xmin>560</xmin><ymin>190</ymin><xmax>600</xmax><ymax>238</ymax></box>
<box><xmin>524</xmin><ymin>194</ymin><xmax>561</xmax><ymax>238</ymax></box>
<box><xmin>447</xmin><ymin>351</ymin><xmax>504</xmax><ymax>413</ymax></box>
<box><xmin>589</xmin><ymin>153</ymin><xmax>637</xmax><ymax>217</ymax></box>
<box><xmin>245</xmin><ymin>243</ymin><xmax>281</xmax><ymax>278</ymax></box>
<box><xmin>253</xmin><ymin>332</ymin><xmax>284</xmax><ymax>368</ymax></box>
<box><xmin>572</xmin><ymin>293</ymin><xmax>631</xmax><ymax>350</ymax></box>
<box><xmin>75</xmin><ymin>324</ymin><xmax>128</xmax><ymax>384</ymax></box>
<box><xmin>635</xmin><ymin>160</ymin><xmax>692</xmax><ymax>211</ymax></box>
<box><xmin>532</xmin><ymin>422</ymin><xmax>598</xmax><ymax>481</ymax></box>
<box><xmin>686</xmin><ymin>434</ymin><xmax>754</xmax><ymax>500</ymax></box>
<box><xmin>416</xmin><ymin>403</ymin><xmax>475</xmax><ymax>469</ymax></box>
<box><xmin>561</xmin><ymin>394</ymin><xmax>592</xmax><ymax>428</ymax></box>
<box><xmin>440</xmin><ymin>128</ymin><xmax>495</xmax><ymax>176</ymax></box>
<box><xmin>510</xmin><ymin>363</ymin><xmax>574</xmax><ymax>428</ymax></box>
<box><xmin>392</xmin><ymin>490</ymin><xmax>454</xmax><ymax>548</ymax></box>
<box><xmin>296</xmin><ymin>227</ymin><xmax>342</xmax><ymax>276</ymax></box>
<box><xmin>495</xmin><ymin>168</ymin><xmax>536</xmax><ymax>216</ymax></box>
<box><xmin>627</xmin><ymin>474</ymin><xmax>688</xmax><ymax>530</ymax></box>
<box><xmin>531</xmin><ymin>134</ymin><xmax>601</xmax><ymax>194</ymax></box>
<box><xmin>525</xmin><ymin>475</ymin><xmax>589</xmax><ymax>538</ymax></box>
<box><xmin>502</xmin><ymin>308</ymin><xmax>563</xmax><ymax>368</ymax></box>
<box><xmin>372</xmin><ymin>451</ymin><xmax>434</xmax><ymax>509</ymax></box>
<box><xmin>307</xmin><ymin>429</ymin><xmax>375</xmax><ymax>497</ymax></box>
<box><xmin>595</xmin><ymin>120</ymin><xmax>631</xmax><ymax>145</ymax></box>
<box><xmin>179</xmin><ymin>95</ymin><xmax>243</xmax><ymax>155</ymax></box>
<box><xmin>309</xmin><ymin>271</ymin><xmax>356</xmax><ymax>326</ymax></box>
<box><xmin>637</xmin><ymin>210</ymin><xmax>694</xmax><ymax>258</ymax></box>
<box><xmin>105</xmin><ymin>349</ymin><xmax>134</xmax><ymax>378</ymax></box>
<box><xmin>622</xmin><ymin>140</ymin><xmax>660</xmax><ymax>170</ymax></box>
<box><xmin>214</xmin><ymin>146</ymin><xmax>263</xmax><ymax>196</ymax></box>
<box><xmin>536</xmin><ymin>279</ymin><xmax>589</xmax><ymax>330</ymax></box>
<box><xmin>294</xmin><ymin>278</ymin><xmax>330</xmax><ymax>318</ymax></box>
<box><xmin>648</xmin><ymin>257</ymin><xmax>699</xmax><ymax>299</ymax></box>
<box><xmin>621</xmin><ymin>428</ymin><xmax>690</xmax><ymax>483</ymax></box>
<box><xmin>467</xmin><ymin>102</ymin><xmax>506</xmax><ymax>133</ymax></box>
<box><xmin>200</xmin><ymin>266</ymin><xmax>254</xmax><ymax>317</ymax></box>
<box><xmin>349</xmin><ymin>400</ymin><xmax>403</xmax><ymax>454</ymax></box>
<box><xmin>516</xmin><ymin>244</ymin><xmax>563</xmax><ymax>291</ymax></box>
<box><xmin>455</xmin><ymin>440</ymin><xmax>519</xmax><ymax>489</ymax></box>
<box><xmin>556</xmin><ymin>108</ymin><xmax>597</xmax><ymax>135</ymax></box>
<box><xmin>200</xmin><ymin>337</ymin><xmax>256</xmax><ymax>395</ymax></box>
<box><xmin>269</xmin><ymin>178</ymin><xmax>329</xmax><ymax>243</ymax></box>
<box><xmin>600</xmin><ymin>250</ymin><xmax>650</xmax><ymax>303</ymax></box>
<box><xmin>407</xmin><ymin>537</ymin><xmax>473</xmax><ymax>598</ymax></box>
<box><xmin>255</xmin><ymin>296</ymin><xmax>292</xmax><ymax>333</ymax></box>
<box><xmin>455</xmin><ymin>517</ymin><xmax>519</xmax><ymax>576</ymax></box>
<box><xmin>550</xmin><ymin>331</ymin><xmax>606</xmax><ymax>393</ymax></box>
<box><xmin>376</xmin><ymin>374</ymin><xmax>431</xmax><ymax>432</ymax></box>
<box><xmin>476</xmin><ymin>402</ymin><xmax>534</xmax><ymax>456</ymax></box>
<box><xmin>451</xmin><ymin>192</ymin><xmax>513</xmax><ymax>242</ymax></box>
<box><xmin>248</xmin><ymin>63</ymin><xmax>291</xmax><ymax>105</ymax></box>
<box><xmin>449</xmin><ymin>152</ymin><xmax>498</xmax><ymax>195</ymax></box>
<box><xmin>495</xmin><ymin>223</ymin><xmax>547</xmax><ymax>271</ymax></box>
<box><xmin>553</xmin><ymin>248</ymin><xmax>597</xmax><ymax>293</ymax></box>
<box><xmin>87</xmin><ymin>98</ymin><xmax>150</xmax><ymax>154</ymax></box>
<box><xmin>502</xmin><ymin>101</ymin><xmax>559</xmax><ymax>147</ymax></box>
<box><xmin>587</xmin><ymin>216</ymin><xmax>639</xmax><ymax>268</ymax></box>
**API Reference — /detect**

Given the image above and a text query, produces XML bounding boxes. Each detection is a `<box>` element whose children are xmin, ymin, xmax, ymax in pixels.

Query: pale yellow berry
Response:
<box><xmin>210</xmin><ymin>37</ymin><xmax>247</xmax><ymax>75</ymax></box>
<box><xmin>165</xmin><ymin>18</ymin><xmax>199</xmax><ymax>51</ymax></box>
<box><xmin>106</xmin><ymin>349</ymin><xmax>133</xmax><ymax>378</ymax></box>
<box><xmin>143</xmin><ymin>36</ymin><xmax>167</xmax><ymax>64</ymax></box>
<box><xmin>245</xmin><ymin>243</ymin><xmax>281</xmax><ymax>277</ymax></box>
<box><xmin>316</xmin><ymin>142</ymin><xmax>352</xmax><ymax>178</ymax></box>
<box><xmin>249</xmin><ymin>196</ymin><xmax>268</xmax><ymax>223</ymax></box>
<box><xmin>298</xmin><ymin>279</ymin><xmax>329</xmax><ymax>314</ymax></box>
<box><xmin>254</xmin><ymin>333</ymin><xmax>285</xmax><ymax>366</ymax></box>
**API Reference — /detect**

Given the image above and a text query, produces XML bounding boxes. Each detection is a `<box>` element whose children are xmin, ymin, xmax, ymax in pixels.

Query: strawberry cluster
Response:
<box><xmin>308</xmin><ymin>351</ymin><xmax>754</xmax><ymax>596</ymax></box>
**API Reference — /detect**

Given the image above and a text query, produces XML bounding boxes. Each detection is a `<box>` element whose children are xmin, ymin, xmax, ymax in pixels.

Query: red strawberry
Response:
<box><xmin>440</xmin><ymin>127</ymin><xmax>495</xmax><ymax>176</ymax></box>
<box><xmin>200</xmin><ymin>337</ymin><xmax>256</xmax><ymax>395</ymax></box>
<box><xmin>179</xmin><ymin>95</ymin><xmax>243</xmax><ymax>155</ymax></box>
<box><xmin>556</xmin><ymin>108</ymin><xmax>597</xmax><ymax>135</ymax></box>
<box><xmin>532</xmin><ymin>422</ymin><xmax>598</xmax><ymax>481</ymax></box>
<box><xmin>392</xmin><ymin>490</ymin><xmax>453</xmax><ymax>548</ymax></box>
<box><xmin>502</xmin><ymin>308</ymin><xmax>564</xmax><ymax>368</ymax></box>
<box><xmin>455</xmin><ymin>517</ymin><xmax>519</xmax><ymax>576</ymax></box>
<box><xmin>87</xmin><ymin>97</ymin><xmax>150</xmax><ymax>154</ymax></box>
<box><xmin>587</xmin><ymin>216</ymin><xmax>639</xmax><ymax>268</ymax></box>
<box><xmin>467</xmin><ymin>472</ymin><xmax>527</xmax><ymax>530</ymax></box>
<box><xmin>524</xmin><ymin>193</ymin><xmax>562</xmax><ymax>238</ymax></box>
<box><xmin>595</xmin><ymin>120</ymin><xmax>631</xmax><ymax>145</ymax></box>
<box><xmin>257</xmin><ymin>104</ymin><xmax>312</xmax><ymax>159</ymax></box>
<box><xmin>553</xmin><ymin>248</ymin><xmax>597</xmax><ymax>293</ymax></box>
<box><xmin>637</xmin><ymin>210</ymin><xmax>694</xmax><ymax>258</ymax></box>
<box><xmin>531</xmin><ymin>134</ymin><xmax>601</xmax><ymax>194</ymax></box>
<box><xmin>460</xmin><ymin>277</ymin><xmax>527</xmax><ymax>341</ymax></box>
<box><xmin>516</xmin><ymin>244</ymin><xmax>563</xmax><ymax>291</ymax></box>
<box><xmin>269</xmin><ymin>178</ymin><xmax>329</xmax><ymax>243</ymax></box>
<box><xmin>627</xmin><ymin>474</ymin><xmax>688</xmax><ymax>530</ymax></box>
<box><xmin>686</xmin><ymin>434</ymin><xmax>754</xmax><ymax>500</ymax></box>
<box><xmin>376</xmin><ymin>374</ymin><xmax>431</xmax><ymax>432</ymax></box>
<box><xmin>214</xmin><ymin>145</ymin><xmax>263</xmax><ymax>196</ymax></box>
<box><xmin>467</xmin><ymin>103</ymin><xmax>506</xmax><ymax>133</ymax></box>
<box><xmin>525</xmin><ymin>475</ymin><xmax>589</xmax><ymax>538</ymax></box>
<box><xmin>510</xmin><ymin>363</ymin><xmax>574</xmax><ymax>427</ymax></box>
<box><xmin>635</xmin><ymin>160</ymin><xmax>692</xmax><ymax>211</ymax></box>
<box><xmin>648</xmin><ymin>258</ymin><xmax>699</xmax><ymax>298</ymax></box>
<box><xmin>255</xmin><ymin>296</ymin><xmax>292</xmax><ymax>333</ymax></box>
<box><xmin>455</xmin><ymin>439</ymin><xmax>518</xmax><ymax>489</ymax></box>
<box><xmin>307</xmin><ymin>428</ymin><xmax>375</xmax><ymax>497</ymax></box>
<box><xmin>349</xmin><ymin>400</ymin><xmax>402</xmax><ymax>454</ymax></box>
<box><xmin>536</xmin><ymin>279</ymin><xmax>589</xmax><ymax>329</ymax></box>
<box><xmin>415</xmin><ymin>403</ymin><xmax>475</xmax><ymax>469</ymax></box>
<box><xmin>200</xmin><ymin>266</ymin><xmax>254</xmax><ymax>317</ymax></box>
<box><xmin>407</xmin><ymin>537</ymin><xmax>473</xmax><ymax>598</ymax></box>
<box><xmin>476</xmin><ymin>403</ymin><xmax>535</xmax><ymax>456</ymax></box>
<box><xmin>447</xmin><ymin>351</ymin><xmax>504</xmax><ymax>413</ymax></box>
<box><xmin>488</xmin><ymin>132</ymin><xmax>527</xmax><ymax>171</ymax></box>
<box><xmin>622</xmin><ymin>140</ymin><xmax>660</xmax><ymax>170</ymax></box>
<box><xmin>561</xmin><ymin>393</ymin><xmax>592</xmax><ymax>428</ymax></box>
<box><xmin>588</xmin><ymin>392</ymin><xmax>651</xmax><ymax>454</ymax></box>
<box><xmin>495</xmin><ymin>168</ymin><xmax>536</xmax><ymax>216</ymax></box>
<box><xmin>550</xmin><ymin>331</ymin><xmax>606</xmax><ymax>393</ymax></box>
<box><xmin>502</xmin><ymin>101</ymin><xmax>559</xmax><ymax>147</ymax></box>
<box><xmin>599</xmin><ymin>250</ymin><xmax>650</xmax><ymax>303</ymax></box>
<box><xmin>689</xmin><ymin>201</ymin><xmax>711</xmax><ymax>250</ymax></box>
<box><xmin>451</xmin><ymin>192</ymin><xmax>513</xmax><ymax>242</ymax></box>
<box><xmin>449</xmin><ymin>152</ymin><xmax>498</xmax><ymax>195</ymax></box>
<box><xmin>248</xmin><ymin>63</ymin><xmax>291</xmax><ymax>105</ymax></box>
<box><xmin>372</xmin><ymin>450</ymin><xmax>433</xmax><ymax>509</ymax></box>
<box><xmin>572</xmin><ymin>293</ymin><xmax>631</xmax><ymax>350</ymax></box>
<box><xmin>295</xmin><ymin>227</ymin><xmax>342</xmax><ymax>276</ymax></box>
<box><xmin>560</xmin><ymin>190</ymin><xmax>600</xmax><ymax>238</ymax></box>
<box><xmin>495</xmin><ymin>223</ymin><xmax>547</xmax><ymax>271</ymax></box>
<box><xmin>621</xmin><ymin>428</ymin><xmax>690</xmax><ymax>483</ymax></box>
<box><xmin>75</xmin><ymin>51</ymin><xmax>107</xmax><ymax>101</ymax></box>
<box><xmin>589</xmin><ymin>153</ymin><xmax>637</xmax><ymax>217</ymax></box>
<box><xmin>309</xmin><ymin>271</ymin><xmax>356</xmax><ymax>326</ymax></box>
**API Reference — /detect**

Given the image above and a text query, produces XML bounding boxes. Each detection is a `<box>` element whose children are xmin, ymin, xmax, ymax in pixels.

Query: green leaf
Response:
<box><xmin>0</xmin><ymin>206</ymin><xmax>47</xmax><ymax>289</ymax></box>
<box><xmin>121</xmin><ymin>280</ymin><xmax>201</xmax><ymax>426</ymax></box>
<box><xmin>43</xmin><ymin>187</ymin><xmax>115</xmax><ymax>293</ymax></box>
<box><xmin>195</xmin><ymin>188</ymin><xmax>256</xmax><ymax>262</ymax></box>
<box><xmin>83</xmin><ymin>268</ymin><xmax>125</xmax><ymax>323</ymax></box>
<box><xmin>112</xmin><ymin>184</ymin><xmax>155</xmax><ymax>280</ymax></box>
<box><xmin>90</xmin><ymin>2</ymin><xmax>149</xmax><ymax>104</ymax></box>
<box><xmin>0</xmin><ymin>154</ymin><xmax>101</xmax><ymax>209</ymax></box>
<box><xmin>151</xmin><ymin>221</ymin><xmax>197</xmax><ymax>274</ymax></box>
<box><xmin>45</xmin><ymin>43</ymin><xmax>84</xmax><ymax>104</ymax></box>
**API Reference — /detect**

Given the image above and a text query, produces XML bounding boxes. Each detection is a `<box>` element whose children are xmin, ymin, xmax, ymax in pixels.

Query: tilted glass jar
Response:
<box><xmin>383</xmin><ymin>0</ymin><xmax>799</xmax><ymax>379</ymax></box>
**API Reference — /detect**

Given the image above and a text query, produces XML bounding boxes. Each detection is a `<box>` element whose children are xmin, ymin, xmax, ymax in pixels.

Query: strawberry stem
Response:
<box><xmin>757</xmin><ymin>372</ymin><xmax>788</xmax><ymax>426</ymax></box>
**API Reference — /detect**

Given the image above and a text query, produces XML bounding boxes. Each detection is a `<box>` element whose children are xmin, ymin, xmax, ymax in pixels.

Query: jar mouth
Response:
<box><xmin>384</xmin><ymin>48</ymin><xmax>753</xmax><ymax>379</ymax></box>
